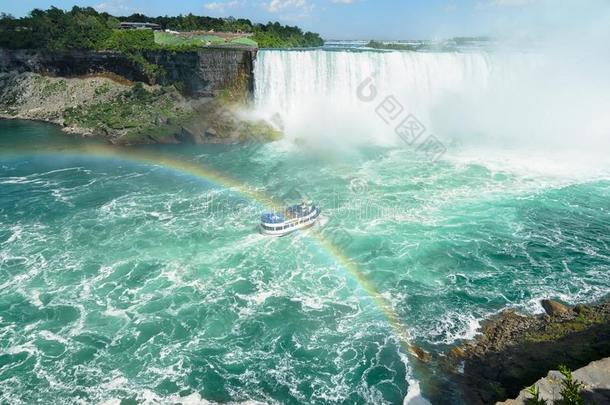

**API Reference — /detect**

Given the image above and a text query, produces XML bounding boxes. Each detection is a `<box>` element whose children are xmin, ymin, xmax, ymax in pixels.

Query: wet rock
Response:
<box><xmin>175</xmin><ymin>127</ymin><xmax>197</xmax><ymax>143</ymax></box>
<box><xmin>449</xmin><ymin>346</ymin><xmax>466</xmax><ymax>360</ymax></box>
<box><xmin>410</xmin><ymin>345</ymin><xmax>432</xmax><ymax>362</ymax></box>
<box><xmin>541</xmin><ymin>299</ymin><xmax>570</xmax><ymax>316</ymax></box>
<box><xmin>431</xmin><ymin>300</ymin><xmax>610</xmax><ymax>405</ymax></box>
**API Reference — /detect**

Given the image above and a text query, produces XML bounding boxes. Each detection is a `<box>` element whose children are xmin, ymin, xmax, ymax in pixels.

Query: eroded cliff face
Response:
<box><xmin>0</xmin><ymin>48</ymin><xmax>256</xmax><ymax>98</ymax></box>
<box><xmin>0</xmin><ymin>72</ymin><xmax>279</xmax><ymax>145</ymax></box>
<box><xmin>144</xmin><ymin>48</ymin><xmax>255</xmax><ymax>98</ymax></box>
<box><xmin>0</xmin><ymin>46</ymin><xmax>279</xmax><ymax>144</ymax></box>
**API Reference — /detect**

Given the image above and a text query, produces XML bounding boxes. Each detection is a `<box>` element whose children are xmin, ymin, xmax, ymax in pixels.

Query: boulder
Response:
<box><xmin>204</xmin><ymin>128</ymin><xmax>218</xmax><ymax>138</ymax></box>
<box><xmin>541</xmin><ymin>299</ymin><xmax>569</xmax><ymax>316</ymax></box>
<box><xmin>409</xmin><ymin>344</ymin><xmax>432</xmax><ymax>362</ymax></box>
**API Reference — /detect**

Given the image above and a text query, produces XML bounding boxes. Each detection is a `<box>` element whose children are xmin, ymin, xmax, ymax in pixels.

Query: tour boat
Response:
<box><xmin>260</xmin><ymin>201</ymin><xmax>321</xmax><ymax>236</ymax></box>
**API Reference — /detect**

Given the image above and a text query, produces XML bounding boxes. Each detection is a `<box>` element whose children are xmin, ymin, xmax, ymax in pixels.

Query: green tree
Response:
<box><xmin>0</xmin><ymin>7</ymin><xmax>324</xmax><ymax>50</ymax></box>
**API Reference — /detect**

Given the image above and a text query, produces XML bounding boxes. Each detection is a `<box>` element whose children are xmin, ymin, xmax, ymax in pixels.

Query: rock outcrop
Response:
<box><xmin>0</xmin><ymin>72</ymin><xmax>279</xmax><ymax>144</ymax></box>
<box><xmin>499</xmin><ymin>357</ymin><xmax>610</xmax><ymax>405</ymax></box>
<box><xmin>427</xmin><ymin>299</ymin><xmax>610</xmax><ymax>404</ymax></box>
<box><xmin>0</xmin><ymin>48</ymin><xmax>256</xmax><ymax>98</ymax></box>
<box><xmin>0</xmin><ymin>46</ymin><xmax>280</xmax><ymax>144</ymax></box>
<box><xmin>541</xmin><ymin>299</ymin><xmax>570</xmax><ymax>317</ymax></box>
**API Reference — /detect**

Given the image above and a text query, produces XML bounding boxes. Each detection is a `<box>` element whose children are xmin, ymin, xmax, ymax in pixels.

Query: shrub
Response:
<box><xmin>130</xmin><ymin>82</ymin><xmax>151</xmax><ymax>101</ymax></box>
<box><xmin>103</xmin><ymin>29</ymin><xmax>158</xmax><ymax>52</ymax></box>
<box><xmin>102</xmin><ymin>30</ymin><xmax>163</xmax><ymax>83</ymax></box>
<box><xmin>558</xmin><ymin>365</ymin><xmax>584</xmax><ymax>405</ymax></box>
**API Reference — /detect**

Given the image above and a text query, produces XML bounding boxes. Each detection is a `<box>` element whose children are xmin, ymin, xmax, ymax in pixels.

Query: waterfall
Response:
<box><xmin>253</xmin><ymin>49</ymin><xmax>501</xmax><ymax>146</ymax></box>
<box><xmin>254</xmin><ymin>49</ymin><xmax>495</xmax><ymax>117</ymax></box>
<box><xmin>253</xmin><ymin>48</ymin><xmax>610</xmax><ymax>174</ymax></box>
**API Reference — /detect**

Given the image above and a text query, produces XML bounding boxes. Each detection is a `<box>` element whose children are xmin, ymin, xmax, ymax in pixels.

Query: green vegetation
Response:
<box><xmin>230</xmin><ymin>37</ymin><xmax>258</xmax><ymax>47</ymax></box>
<box><xmin>104</xmin><ymin>29</ymin><xmax>158</xmax><ymax>52</ymax></box>
<box><xmin>0</xmin><ymin>7</ymin><xmax>323</xmax><ymax>51</ymax></box>
<box><xmin>102</xmin><ymin>30</ymin><xmax>164</xmax><ymax>81</ymax></box>
<box><xmin>94</xmin><ymin>82</ymin><xmax>111</xmax><ymax>96</ymax></box>
<box><xmin>558</xmin><ymin>365</ymin><xmax>584</xmax><ymax>405</ymax></box>
<box><xmin>526</xmin><ymin>385</ymin><xmax>548</xmax><ymax>405</ymax></box>
<box><xmin>526</xmin><ymin>310</ymin><xmax>605</xmax><ymax>343</ymax></box>
<box><xmin>117</xmin><ymin>14</ymin><xmax>323</xmax><ymax>48</ymax></box>
<box><xmin>154</xmin><ymin>32</ymin><xmax>225</xmax><ymax>48</ymax></box>
<box><xmin>523</xmin><ymin>366</ymin><xmax>586</xmax><ymax>405</ymax></box>
<box><xmin>452</xmin><ymin>36</ymin><xmax>491</xmax><ymax>45</ymax></box>
<box><xmin>63</xmin><ymin>84</ymin><xmax>185</xmax><ymax>141</ymax></box>
<box><xmin>0</xmin><ymin>7</ymin><xmax>116</xmax><ymax>50</ymax></box>
<box><xmin>252</xmin><ymin>23</ymin><xmax>323</xmax><ymax>48</ymax></box>
<box><xmin>366</xmin><ymin>40</ymin><xmax>422</xmax><ymax>51</ymax></box>
<box><xmin>37</xmin><ymin>77</ymin><xmax>68</xmax><ymax>97</ymax></box>
<box><xmin>154</xmin><ymin>32</ymin><xmax>259</xmax><ymax>48</ymax></box>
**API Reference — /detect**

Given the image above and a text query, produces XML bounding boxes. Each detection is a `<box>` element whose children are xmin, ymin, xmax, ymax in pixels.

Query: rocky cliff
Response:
<box><xmin>428</xmin><ymin>299</ymin><xmax>610</xmax><ymax>404</ymax></box>
<box><xmin>0</xmin><ymin>47</ymin><xmax>280</xmax><ymax>144</ymax></box>
<box><xmin>0</xmin><ymin>47</ymin><xmax>256</xmax><ymax>98</ymax></box>
<box><xmin>0</xmin><ymin>72</ymin><xmax>279</xmax><ymax>145</ymax></box>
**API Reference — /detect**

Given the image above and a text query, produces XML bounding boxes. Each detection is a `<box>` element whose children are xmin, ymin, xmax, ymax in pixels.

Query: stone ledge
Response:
<box><xmin>498</xmin><ymin>357</ymin><xmax>610</xmax><ymax>404</ymax></box>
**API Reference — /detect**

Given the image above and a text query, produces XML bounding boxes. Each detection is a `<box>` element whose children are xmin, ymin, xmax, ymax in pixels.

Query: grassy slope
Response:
<box><xmin>154</xmin><ymin>31</ymin><xmax>257</xmax><ymax>48</ymax></box>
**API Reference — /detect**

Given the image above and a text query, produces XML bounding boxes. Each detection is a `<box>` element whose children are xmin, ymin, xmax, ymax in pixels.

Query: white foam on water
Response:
<box><xmin>254</xmin><ymin>47</ymin><xmax>610</xmax><ymax>183</ymax></box>
<box><xmin>3</xmin><ymin>111</ymin><xmax>610</xmax><ymax>404</ymax></box>
<box><xmin>403</xmin><ymin>381</ymin><xmax>431</xmax><ymax>405</ymax></box>
<box><xmin>99</xmin><ymin>399</ymin><xmax>121</xmax><ymax>405</ymax></box>
<box><xmin>292</xmin><ymin>295</ymin><xmax>325</xmax><ymax>310</ymax></box>
<box><xmin>29</xmin><ymin>290</ymin><xmax>44</xmax><ymax>307</ymax></box>
<box><xmin>399</xmin><ymin>350</ymin><xmax>431</xmax><ymax>405</ymax></box>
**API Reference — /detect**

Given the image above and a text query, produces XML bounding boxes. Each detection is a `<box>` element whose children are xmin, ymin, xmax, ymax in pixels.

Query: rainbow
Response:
<box><xmin>2</xmin><ymin>142</ymin><xmax>417</xmax><ymax>355</ymax></box>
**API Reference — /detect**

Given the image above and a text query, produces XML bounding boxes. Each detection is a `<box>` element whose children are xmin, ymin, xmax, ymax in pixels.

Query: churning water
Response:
<box><xmin>1</xmin><ymin>47</ymin><xmax>609</xmax><ymax>404</ymax></box>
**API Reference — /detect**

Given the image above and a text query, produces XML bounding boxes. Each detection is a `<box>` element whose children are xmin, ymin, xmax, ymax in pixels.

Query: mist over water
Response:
<box><xmin>254</xmin><ymin>23</ymin><xmax>610</xmax><ymax>178</ymax></box>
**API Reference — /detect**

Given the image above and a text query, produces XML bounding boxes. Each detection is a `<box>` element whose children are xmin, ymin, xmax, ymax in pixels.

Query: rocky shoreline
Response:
<box><xmin>431</xmin><ymin>299</ymin><xmax>610</xmax><ymax>404</ymax></box>
<box><xmin>0</xmin><ymin>72</ymin><xmax>280</xmax><ymax>145</ymax></box>
<box><xmin>500</xmin><ymin>357</ymin><xmax>610</xmax><ymax>404</ymax></box>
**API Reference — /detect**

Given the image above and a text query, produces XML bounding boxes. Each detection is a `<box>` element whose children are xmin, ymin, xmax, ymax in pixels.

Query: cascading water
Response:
<box><xmin>254</xmin><ymin>49</ymin><xmax>499</xmax><ymax>147</ymax></box>
<box><xmin>254</xmin><ymin>48</ymin><xmax>610</xmax><ymax>177</ymax></box>
<box><xmin>255</xmin><ymin>49</ymin><xmax>494</xmax><ymax>117</ymax></box>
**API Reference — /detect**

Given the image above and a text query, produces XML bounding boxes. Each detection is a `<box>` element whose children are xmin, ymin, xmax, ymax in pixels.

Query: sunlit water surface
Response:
<box><xmin>1</xmin><ymin>120</ymin><xmax>609</xmax><ymax>404</ymax></box>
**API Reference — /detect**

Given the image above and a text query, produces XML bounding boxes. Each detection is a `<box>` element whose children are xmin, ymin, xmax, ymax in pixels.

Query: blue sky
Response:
<box><xmin>0</xmin><ymin>0</ymin><xmax>599</xmax><ymax>40</ymax></box>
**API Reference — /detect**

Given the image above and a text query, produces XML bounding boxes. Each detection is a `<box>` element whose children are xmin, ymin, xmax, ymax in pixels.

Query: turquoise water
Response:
<box><xmin>1</xmin><ymin>120</ymin><xmax>609</xmax><ymax>404</ymax></box>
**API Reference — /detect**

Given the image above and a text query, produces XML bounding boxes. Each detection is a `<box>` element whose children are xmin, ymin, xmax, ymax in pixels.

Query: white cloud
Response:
<box><xmin>204</xmin><ymin>1</ymin><xmax>244</xmax><ymax>13</ymax></box>
<box><xmin>95</xmin><ymin>0</ymin><xmax>139</xmax><ymax>15</ymax></box>
<box><xmin>331</xmin><ymin>0</ymin><xmax>355</xmax><ymax>4</ymax></box>
<box><xmin>264</xmin><ymin>0</ymin><xmax>309</xmax><ymax>13</ymax></box>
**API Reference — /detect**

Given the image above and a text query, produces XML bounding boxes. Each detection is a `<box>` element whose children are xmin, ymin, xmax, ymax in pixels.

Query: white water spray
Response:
<box><xmin>254</xmin><ymin>46</ymin><xmax>610</xmax><ymax>176</ymax></box>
